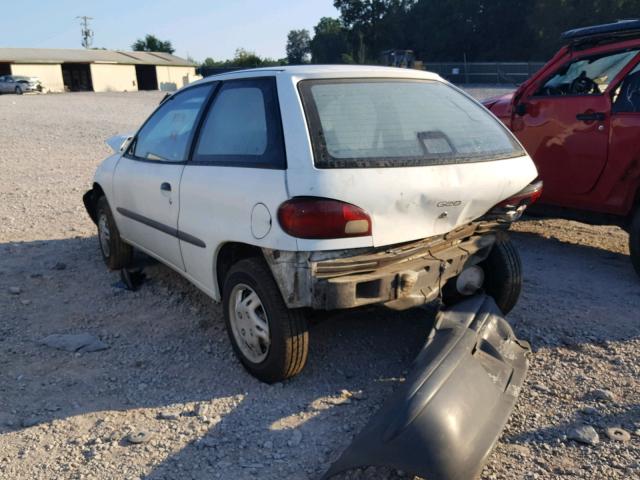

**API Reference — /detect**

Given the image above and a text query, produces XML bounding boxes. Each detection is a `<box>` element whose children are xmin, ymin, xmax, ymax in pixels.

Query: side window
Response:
<box><xmin>131</xmin><ymin>84</ymin><xmax>212</xmax><ymax>162</ymax></box>
<box><xmin>193</xmin><ymin>77</ymin><xmax>285</xmax><ymax>168</ymax></box>
<box><xmin>613</xmin><ymin>63</ymin><xmax>640</xmax><ymax>113</ymax></box>
<box><xmin>535</xmin><ymin>50</ymin><xmax>639</xmax><ymax>97</ymax></box>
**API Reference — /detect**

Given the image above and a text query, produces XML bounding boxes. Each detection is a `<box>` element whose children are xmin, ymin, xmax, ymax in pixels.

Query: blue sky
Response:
<box><xmin>0</xmin><ymin>0</ymin><xmax>339</xmax><ymax>60</ymax></box>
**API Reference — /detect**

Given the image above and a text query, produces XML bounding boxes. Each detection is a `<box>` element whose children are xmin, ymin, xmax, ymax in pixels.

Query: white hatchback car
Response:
<box><xmin>84</xmin><ymin>66</ymin><xmax>539</xmax><ymax>383</ymax></box>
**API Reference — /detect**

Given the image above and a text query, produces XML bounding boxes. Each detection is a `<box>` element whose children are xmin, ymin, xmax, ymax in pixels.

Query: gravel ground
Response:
<box><xmin>1</xmin><ymin>88</ymin><xmax>638</xmax><ymax>480</ymax></box>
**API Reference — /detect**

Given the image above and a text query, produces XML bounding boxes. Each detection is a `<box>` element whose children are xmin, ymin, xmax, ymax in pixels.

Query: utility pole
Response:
<box><xmin>76</xmin><ymin>16</ymin><xmax>94</xmax><ymax>49</ymax></box>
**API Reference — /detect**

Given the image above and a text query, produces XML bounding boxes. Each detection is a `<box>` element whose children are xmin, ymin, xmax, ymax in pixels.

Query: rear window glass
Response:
<box><xmin>299</xmin><ymin>79</ymin><xmax>524</xmax><ymax>168</ymax></box>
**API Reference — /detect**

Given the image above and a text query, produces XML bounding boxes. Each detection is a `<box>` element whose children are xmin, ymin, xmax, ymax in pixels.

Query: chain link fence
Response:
<box><xmin>424</xmin><ymin>62</ymin><xmax>545</xmax><ymax>85</ymax></box>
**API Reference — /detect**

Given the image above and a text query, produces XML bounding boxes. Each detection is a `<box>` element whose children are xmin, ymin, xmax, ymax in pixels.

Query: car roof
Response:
<box><xmin>196</xmin><ymin>64</ymin><xmax>443</xmax><ymax>83</ymax></box>
<box><xmin>562</xmin><ymin>19</ymin><xmax>640</xmax><ymax>49</ymax></box>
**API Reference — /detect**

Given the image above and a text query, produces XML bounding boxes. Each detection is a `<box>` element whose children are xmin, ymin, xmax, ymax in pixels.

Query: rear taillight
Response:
<box><xmin>496</xmin><ymin>180</ymin><xmax>543</xmax><ymax>209</ymax></box>
<box><xmin>277</xmin><ymin>197</ymin><xmax>372</xmax><ymax>239</ymax></box>
<box><xmin>487</xmin><ymin>180</ymin><xmax>543</xmax><ymax>222</ymax></box>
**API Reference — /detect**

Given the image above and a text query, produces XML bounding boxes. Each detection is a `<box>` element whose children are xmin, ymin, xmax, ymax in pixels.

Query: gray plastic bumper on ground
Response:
<box><xmin>323</xmin><ymin>294</ymin><xmax>530</xmax><ymax>480</ymax></box>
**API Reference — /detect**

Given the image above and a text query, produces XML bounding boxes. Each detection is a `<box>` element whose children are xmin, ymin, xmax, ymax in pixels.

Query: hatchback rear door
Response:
<box><xmin>290</xmin><ymin>78</ymin><xmax>537</xmax><ymax>248</ymax></box>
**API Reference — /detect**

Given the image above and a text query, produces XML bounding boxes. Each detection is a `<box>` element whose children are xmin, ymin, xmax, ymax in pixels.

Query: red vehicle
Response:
<box><xmin>483</xmin><ymin>20</ymin><xmax>640</xmax><ymax>276</ymax></box>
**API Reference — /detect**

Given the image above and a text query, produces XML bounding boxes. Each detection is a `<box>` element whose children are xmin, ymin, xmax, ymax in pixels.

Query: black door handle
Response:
<box><xmin>160</xmin><ymin>182</ymin><xmax>172</xmax><ymax>192</ymax></box>
<box><xmin>576</xmin><ymin>112</ymin><xmax>606</xmax><ymax>122</ymax></box>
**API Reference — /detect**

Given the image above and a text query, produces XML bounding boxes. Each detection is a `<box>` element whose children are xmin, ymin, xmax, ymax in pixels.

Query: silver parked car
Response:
<box><xmin>0</xmin><ymin>75</ymin><xmax>42</xmax><ymax>94</ymax></box>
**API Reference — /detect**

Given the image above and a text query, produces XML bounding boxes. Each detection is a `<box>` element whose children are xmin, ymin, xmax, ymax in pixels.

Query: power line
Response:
<box><xmin>76</xmin><ymin>16</ymin><xmax>94</xmax><ymax>49</ymax></box>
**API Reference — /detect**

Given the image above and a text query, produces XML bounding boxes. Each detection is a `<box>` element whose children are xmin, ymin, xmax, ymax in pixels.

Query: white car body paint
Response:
<box><xmin>90</xmin><ymin>65</ymin><xmax>538</xmax><ymax>303</ymax></box>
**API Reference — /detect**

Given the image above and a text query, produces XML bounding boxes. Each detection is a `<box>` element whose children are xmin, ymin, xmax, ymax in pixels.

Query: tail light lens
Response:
<box><xmin>278</xmin><ymin>197</ymin><xmax>372</xmax><ymax>239</ymax></box>
<box><xmin>496</xmin><ymin>180</ymin><xmax>543</xmax><ymax>209</ymax></box>
<box><xmin>487</xmin><ymin>180</ymin><xmax>543</xmax><ymax>222</ymax></box>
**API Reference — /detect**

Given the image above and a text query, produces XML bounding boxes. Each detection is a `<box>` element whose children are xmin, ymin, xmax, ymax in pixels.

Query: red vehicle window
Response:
<box><xmin>535</xmin><ymin>50</ymin><xmax>639</xmax><ymax>97</ymax></box>
<box><xmin>613</xmin><ymin>63</ymin><xmax>640</xmax><ymax>112</ymax></box>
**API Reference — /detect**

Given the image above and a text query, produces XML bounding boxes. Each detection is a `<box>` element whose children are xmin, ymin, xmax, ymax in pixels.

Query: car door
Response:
<box><xmin>178</xmin><ymin>77</ymin><xmax>293</xmax><ymax>298</ymax></box>
<box><xmin>608</xmin><ymin>60</ymin><xmax>640</xmax><ymax>213</ymax></box>
<box><xmin>513</xmin><ymin>48</ymin><xmax>639</xmax><ymax>203</ymax></box>
<box><xmin>112</xmin><ymin>83</ymin><xmax>214</xmax><ymax>271</ymax></box>
<box><xmin>5</xmin><ymin>76</ymin><xmax>17</xmax><ymax>93</ymax></box>
<box><xmin>0</xmin><ymin>76</ymin><xmax>10</xmax><ymax>93</ymax></box>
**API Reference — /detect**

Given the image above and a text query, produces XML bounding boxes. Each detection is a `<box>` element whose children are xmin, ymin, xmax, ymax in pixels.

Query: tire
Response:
<box><xmin>629</xmin><ymin>208</ymin><xmax>640</xmax><ymax>278</ymax></box>
<box><xmin>15</xmin><ymin>86</ymin><xmax>22</xmax><ymax>95</ymax></box>
<box><xmin>223</xmin><ymin>258</ymin><xmax>309</xmax><ymax>383</ymax></box>
<box><xmin>95</xmin><ymin>196</ymin><xmax>133</xmax><ymax>270</ymax></box>
<box><xmin>480</xmin><ymin>235</ymin><xmax>522</xmax><ymax>314</ymax></box>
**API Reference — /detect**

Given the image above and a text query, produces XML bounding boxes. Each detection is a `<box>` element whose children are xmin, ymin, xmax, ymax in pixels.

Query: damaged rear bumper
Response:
<box><xmin>265</xmin><ymin>223</ymin><xmax>500</xmax><ymax>310</ymax></box>
<box><xmin>323</xmin><ymin>294</ymin><xmax>530</xmax><ymax>480</ymax></box>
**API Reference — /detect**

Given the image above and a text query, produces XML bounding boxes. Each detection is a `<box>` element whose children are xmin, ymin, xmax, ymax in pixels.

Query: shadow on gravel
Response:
<box><xmin>1</xmin><ymin>229</ymin><xmax>638</xmax><ymax>479</ymax></box>
<box><xmin>0</xmin><ymin>236</ymin><xmax>432</xmax><ymax>478</ymax></box>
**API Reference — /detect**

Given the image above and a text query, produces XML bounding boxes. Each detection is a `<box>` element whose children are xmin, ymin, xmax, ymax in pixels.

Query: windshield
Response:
<box><xmin>12</xmin><ymin>76</ymin><xmax>32</xmax><ymax>82</ymax></box>
<box><xmin>299</xmin><ymin>79</ymin><xmax>524</xmax><ymax>168</ymax></box>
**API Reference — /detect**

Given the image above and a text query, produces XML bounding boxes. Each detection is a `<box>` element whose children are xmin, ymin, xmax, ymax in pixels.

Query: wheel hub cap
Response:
<box><xmin>229</xmin><ymin>284</ymin><xmax>270</xmax><ymax>363</ymax></box>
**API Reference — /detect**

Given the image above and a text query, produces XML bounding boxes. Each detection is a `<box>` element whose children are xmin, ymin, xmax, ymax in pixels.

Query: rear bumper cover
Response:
<box><xmin>323</xmin><ymin>294</ymin><xmax>530</xmax><ymax>479</ymax></box>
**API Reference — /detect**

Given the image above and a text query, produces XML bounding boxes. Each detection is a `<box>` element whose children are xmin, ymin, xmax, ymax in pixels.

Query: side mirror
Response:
<box><xmin>515</xmin><ymin>103</ymin><xmax>529</xmax><ymax>116</ymax></box>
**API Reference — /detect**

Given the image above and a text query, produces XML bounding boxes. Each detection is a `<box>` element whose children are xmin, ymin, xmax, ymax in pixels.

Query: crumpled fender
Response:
<box><xmin>323</xmin><ymin>294</ymin><xmax>530</xmax><ymax>480</ymax></box>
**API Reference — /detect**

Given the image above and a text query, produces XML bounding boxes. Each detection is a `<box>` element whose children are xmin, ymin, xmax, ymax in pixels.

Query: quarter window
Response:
<box><xmin>193</xmin><ymin>77</ymin><xmax>285</xmax><ymax>168</ymax></box>
<box><xmin>132</xmin><ymin>84</ymin><xmax>212</xmax><ymax>162</ymax></box>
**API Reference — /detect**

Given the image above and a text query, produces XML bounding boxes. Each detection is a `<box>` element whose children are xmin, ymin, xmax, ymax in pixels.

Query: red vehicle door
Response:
<box><xmin>512</xmin><ymin>48</ymin><xmax>640</xmax><ymax>204</ymax></box>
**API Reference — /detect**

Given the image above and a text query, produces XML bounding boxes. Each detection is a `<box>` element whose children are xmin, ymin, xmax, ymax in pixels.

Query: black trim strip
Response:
<box><xmin>177</xmin><ymin>230</ymin><xmax>207</xmax><ymax>249</ymax></box>
<box><xmin>116</xmin><ymin>207</ymin><xmax>206</xmax><ymax>248</ymax></box>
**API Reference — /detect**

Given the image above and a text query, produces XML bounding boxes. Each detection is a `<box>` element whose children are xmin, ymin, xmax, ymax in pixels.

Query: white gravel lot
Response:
<box><xmin>0</xmin><ymin>89</ymin><xmax>638</xmax><ymax>480</ymax></box>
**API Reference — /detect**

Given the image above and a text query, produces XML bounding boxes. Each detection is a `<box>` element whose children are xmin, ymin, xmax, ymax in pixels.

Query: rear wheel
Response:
<box><xmin>629</xmin><ymin>208</ymin><xmax>640</xmax><ymax>277</ymax></box>
<box><xmin>96</xmin><ymin>196</ymin><xmax>133</xmax><ymax>270</ymax></box>
<box><xmin>223</xmin><ymin>258</ymin><xmax>309</xmax><ymax>383</ymax></box>
<box><xmin>481</xmin><ymin>236</ymin><xmax>522</xmax><ymax>314</ymax></box>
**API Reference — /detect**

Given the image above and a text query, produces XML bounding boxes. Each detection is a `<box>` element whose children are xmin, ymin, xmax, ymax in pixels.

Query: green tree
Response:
<box><xmin>333</xmin><ymin>0</ymin><xmax>413</xmax><ymax>63</ymax></box>
<box><xmin>131</xmin><ymin>34</ymin><xmax>175</xmax><ymax>54</ymax></box>
<box><xmin>527</xmin><ymin>0</ymin><xmax>640</xmax><ymax>60</ymax></box>
<box><xmin>286</xmin><ymin>29</ymin><xmax>311</xmax><ymax>64</ymax></box>
<box><xmin>202</xmin><ymin>57</ymin><xmax>219</xmax><ymax>67</ymax></box>
<box><xmin>310</xmin><ymin>17</ymin><xmax>350</xmax><ymax>63</ymax></box>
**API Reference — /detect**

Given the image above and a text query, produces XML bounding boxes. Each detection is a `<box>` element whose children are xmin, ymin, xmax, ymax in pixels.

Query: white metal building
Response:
<box><xmin>0</xmin><ymin>48</ymin><xmax>198</xmax><ymax>93</ymax></box>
